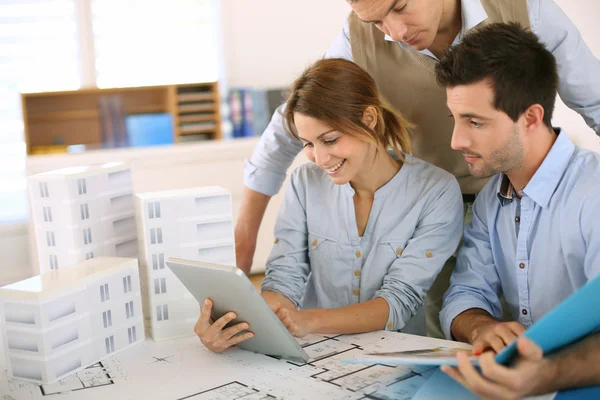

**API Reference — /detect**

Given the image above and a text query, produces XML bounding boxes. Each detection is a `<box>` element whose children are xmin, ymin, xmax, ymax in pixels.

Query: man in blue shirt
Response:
<box><xmin>437</xmin><ymin>23</ymin><xmax>600</xmax><ymax>398</ymax></box>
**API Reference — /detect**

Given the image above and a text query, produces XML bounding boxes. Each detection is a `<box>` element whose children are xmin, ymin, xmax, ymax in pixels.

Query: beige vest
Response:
<box><xmin>349</xmin><ymin>0</ymin><xmax>530</xmax><ymax>194</ymax></box>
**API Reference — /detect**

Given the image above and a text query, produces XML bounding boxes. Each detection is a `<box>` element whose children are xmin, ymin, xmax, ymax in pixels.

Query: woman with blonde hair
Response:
<box><xmin>195</xmin><ymin>58</ymin><xmax>463</xmax><ymax>353</ymax></box>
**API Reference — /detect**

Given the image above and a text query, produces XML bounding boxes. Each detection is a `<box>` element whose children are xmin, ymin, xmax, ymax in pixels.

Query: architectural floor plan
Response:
<box><xmin>0</xmin><ymin>330</ymin><xmax>553</xmax><ymax>400</ymax></box>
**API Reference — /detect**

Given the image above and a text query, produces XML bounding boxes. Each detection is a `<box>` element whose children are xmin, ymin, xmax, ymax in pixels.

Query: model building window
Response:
<box><xmin>156</xmin><ymin>304</ymin><xmax>169</xmax><ymax>321</ymax></box>
<box><xmin>77</xmin><ymin>178</ymin><xmax>87</xmax><ymax>195</ymax></box>
<box><xmin>148</xmin><ymin>202</ymin><xmax>161</xmax><ymax>219</ymax></box>
<box><xmin>154</xmin><ymin>278</ymin><xmax>167</xmax><ymax>295</ymax></box>
<box><xmin>125</xmin><ymin>300</ymin><xmax>134</xmax><ymax>319</ymax></box>
<box><xmin>80</xmin><ymin>203</ymin><xmax>90</xmax><ymax>220</ymax></box>
<box><xmin>100</xmin><ymin>283</ymin><xmax>110</xmax><ymax>302</ymax></box>
<box><xmin>123</xmin><ymin>275</ymin><xmax>132</xmax><ymax>293</ymax></box>
<box><xmin>105</xmin><ymin>335</ymin><xmax>115</xmax><ymax>354</ymax></box>
<box><xmin>128</xmin><ymin>326</ymin><xmax>137</xmax><ymax>344</ymax></box>
<box><xmin>85</xmin><ymin>252</ymin><xmax>94</xmax><ymax>260</ymax></box>
<box><xmin>152</xmin><ymin>253</ymin><xmax>166</xmax><ymax>270</ymax></box>
<box><xmin>46</xmin><ymin>231</ymin><xmax>56</xmax><ymax>247</ymax></box>
<box><xmin>43</xmin><ymin>206</ymin><xmax>53</xmax><ymax>222</ymax></box>
<box><xmin>83</xmin><ymin>227</ymin><xmax>92</xmax><ymax>245</ymax></box>
<box><xmin>102</xmin><ymin>310</ymin><xmax>112</xmax><ymax>328</ymax></box>
<box><xmin>49</xmin><ymin>254</ymin><xmax>58</xmax><ymax>270</ymax></box>
<box><xmin>150</xmin><ymin>228</ymin><xmax>163</xmax><ymax>245</ymax></box>
<box><xmin>39</xmin><ymin>182</ymin><xmax>49</xmax><ymax>198</ymax></box>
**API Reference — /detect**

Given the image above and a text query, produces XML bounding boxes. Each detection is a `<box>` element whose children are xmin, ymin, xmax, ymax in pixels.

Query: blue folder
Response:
<box><xmin>495</xmin><ymin>273</ymin><xmax>600</xmax><ymax>365</ymax></box>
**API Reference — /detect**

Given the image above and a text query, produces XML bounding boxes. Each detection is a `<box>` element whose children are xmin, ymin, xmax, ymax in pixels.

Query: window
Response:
<box><xmin>85</xmin><ymin>251</ymin><xmax>94</xmax><ymax>260</ymax></box>
<box><xmin>127</xmin><ymin>326</ymin><xmax>137</xmax><ymax>344</ymax></box>
<box><xmin>152</xmin><ymin>253</ymin><xmax>165</xmax><ymax>270</ymax></box>
<box><xmin>154</xmin><ymin>278</ymin><xmax>167</xmax><ymax>295</ymax></box>
<box><xmin>49</xmin><ymin>254</ymin><xmax>58</xmax><ymax>270</ymax></box>
<box><xmin>46</xmin><ymin>231</ymin><xmax>56</xmax><ymax>247</ymax></box>
<box><xmin>150</xmin><ymin>228</ymin><xmax>163</xmax><ymax>245</ymax></box>
<box><xmin>105</xmin><ymin>335</ymin><xmax>115</xmax><ymax>354</ymax></box>
<box><xmin>83</xmin><ymin>227</ymin><xmax>92</xmax><ymax>244</ymax></box>
<box><xmin>77</xmin><ymin>178</ymin><xmax>87</xmax><ymax>195</ymax></box>
<box><xmin>156</xmin><ymin>304</ymin><xmax>169</xmax><ymax>321</ymax></box>
<box><xmin>80</xmin><ymin>203</ymin><xmax>90</xmax><ymax>220</ymax></box>
<box><xmin>148</xmin><ymin>201</ymin><xmax>161</xmax><ymax>219</ymax></box>
<box><xmin>125</xmin><ymin>300</ymin><xmax>134</xmax><ymax>319</ymax></box>
<box><xmin>102</xmin><ymin>310</ymin><xmax>112</xmax><ymax>328</ymax></box>
<box><xmin>38</xmin><ymin>182</ymin><xmax>49</xmax><ymax>198</ymax></box>
<box><xmin>100</xmin><ymin>283</ymin><xmax>109</xmax><ymax>302</ymax></box>
<box><xmin>43</xmin><ymin>206</ymin><xmax>52</xmax><ymax>222</ymax></box>
<box><xmin>91</xmin><ymin>1</ymin><xmax>219</xmax><ymax>88</ymax></box>
<box><xmin>123</xmin><ymin>275</ymin><xmax>132</xmax><ymax>293</ymax></box>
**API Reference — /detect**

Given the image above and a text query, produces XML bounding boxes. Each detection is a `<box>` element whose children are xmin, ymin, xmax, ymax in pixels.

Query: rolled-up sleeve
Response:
<box><xmin>440</xmin><ymin>190</ymin><xmax>504</xmax><ymax>339</ymax></box>
<box><xmin>375</xmin><ymin>177</ymin><xmax>464</xmax><ymax>331</ymax></box>
<box><xmin>244</xmin><ymin>103</ymin><xmax>304</xmax><ymax>196</ymax></box>
<box><xmin>261</xmin><ymin>170</ymin><xmax>310</xmax><ymax>307</ymax></box>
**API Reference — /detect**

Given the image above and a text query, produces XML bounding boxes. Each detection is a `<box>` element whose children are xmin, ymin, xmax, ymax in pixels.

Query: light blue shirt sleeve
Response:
<box><xmin>440</xmin><ymin>185</ymin><xmax>504</xmax><ymax>340</ymax></box>
<box><xmin>375</xmin><ymin>176</ymin><xmax>463</xmax><ymax>330</ymax></box>
<box><xmin>530</xmin><ymin>0</ymin><xmax>600</xmax><ymax>134</ymax></box>
<box><xmin>261</xmin><ymin>170</ymin><xmax>310</xmax><ymax>307</ymax></box>
<box><xmin>243</xmin><ymin>16</ymin><xmax>353</xmax><ymax>196</ymax></box>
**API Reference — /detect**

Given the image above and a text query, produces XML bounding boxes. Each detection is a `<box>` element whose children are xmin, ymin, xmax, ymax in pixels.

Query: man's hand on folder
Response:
<box><xmin>471</xmin><ymin>321</ymin><xmax>526</xmax><ymax>355</ymax></box>
<box><xmin>441</xmin><ymin>337</ymin><xmax>555</xmax><ymax>400</ymax></box>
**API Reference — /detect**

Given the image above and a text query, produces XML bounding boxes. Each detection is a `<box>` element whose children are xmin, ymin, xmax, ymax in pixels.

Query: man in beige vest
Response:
<box><xmin>235</xmin><ymin>0</ymin><xmax>600</xmax><ymax>338</ymax></box>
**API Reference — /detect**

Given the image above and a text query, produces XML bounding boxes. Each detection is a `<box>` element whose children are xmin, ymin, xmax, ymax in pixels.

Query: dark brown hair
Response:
<box><xmin>435</xmin><ymin>22</ymin><xmax>558</xmax><ymax>128</ymax></box>
<box><xmin>284</xmin><ymin>58</ymin><xmax>412</xmax><ymax>160</ymax></box>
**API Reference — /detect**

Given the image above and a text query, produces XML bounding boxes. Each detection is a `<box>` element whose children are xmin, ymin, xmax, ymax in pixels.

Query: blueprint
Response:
<box><xmin>0</xmin><ymin>330</ymin><xmax>553</xmax><ymax>400</ymax></box>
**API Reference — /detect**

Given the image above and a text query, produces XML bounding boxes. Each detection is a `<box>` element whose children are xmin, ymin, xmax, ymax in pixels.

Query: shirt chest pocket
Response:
<box><xmin>307</xmin><ymin>232</ymin><xmax>338</xmax><ymax>269</ymax></box>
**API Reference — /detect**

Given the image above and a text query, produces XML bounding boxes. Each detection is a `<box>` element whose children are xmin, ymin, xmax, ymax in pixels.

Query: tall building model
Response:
<box><xmin>135</xmin><ymin>187</ymin><xmax>235</xmax><ymax>341</ymax></box>
<box><xmin>28</xmin><ymin>162</ymin><xmax>138</xmax><ymax>274</ymax></box>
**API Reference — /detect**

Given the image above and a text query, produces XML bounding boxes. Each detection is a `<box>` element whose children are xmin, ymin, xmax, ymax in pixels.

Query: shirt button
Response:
<box><xmin>515</xmin><ymin>216</ymin><xmax>520</xmax><ymax>223</ymax></box>
<box><xmin>274</xmin><ymin>238</ymin><xmax>279</xmax><ymax>244</ymax></box>
<box><xmin>522</xmin><ymin>309</ymin><xmax>528</xmax><ymax>315</ymax></box>
<box><xmin>426</xmin><ymin>251</ymin><xmax>433</xmax><ymax>258</ymax></box>
<box><xmin>354</xmin><ymin>270</ymin><xmax>361</xmax><ymax>277</ymax></box>
<box><xmin>355</xmin><ymin>251</ymin><xmax>362</xmax><ymax>258</ymax></box>
<box><xmin>387</xmin><ymin>322</ymin><xmax>393</xmax><ymax>329</ymax></box>
<box><xmin>353</xmin><ymin>289</ymin><xmax>359</xmax><ymax>296</ymax></box>
<box><xmin>312</xmin><ymin>240</ymin><xmax>318</xmax><ymax>246</ymax></box>
<box><xmin>396</xmin><ymin>248</ymin><xmax>403</xmax><ymax>256</ymax></box>
<box><xmin>519</xmin><ymin>262</ymin><xmax>525</xmax><ymax>269</ymax></box>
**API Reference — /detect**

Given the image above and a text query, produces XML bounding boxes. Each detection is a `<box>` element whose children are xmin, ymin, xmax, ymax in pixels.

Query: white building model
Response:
<box><xmin>28</xmin><ymin>162</ymin><xmax>138</xmax><ymax>275</ymax></box>
<box><xmin>0</xmin><ymin>257</ymin><xmax>144</xmax><ymax>385</ymax></box>
<box><xmin>135</xmin><ymin>187</ymin><xmax>235</xmax><ymax>341</ymax></box>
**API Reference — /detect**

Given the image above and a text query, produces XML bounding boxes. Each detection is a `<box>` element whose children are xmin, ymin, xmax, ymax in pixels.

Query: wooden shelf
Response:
<box><xmin>179</xmin><ymin>114</ymin><xmax>216</xmax><ymax>123</ymax></box>
<box><xmin>22</xmin><ymin>82</ymin><xmax>222</xmax><ymax>154</ymax></box>
<box><xmin>177</xmin><ymin>93</ymin><xmax>214</xmax><ymax>102</ymax></box>
<box><xmin>178</xmin><ymin>103</ymin><xmax>216</xmax><ymax>113</ymax></box>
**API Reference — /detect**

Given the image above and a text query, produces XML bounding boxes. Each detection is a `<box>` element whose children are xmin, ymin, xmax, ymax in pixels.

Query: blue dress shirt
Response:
<box><xmin>441</xmin><ymin>131</ymin><xmax>600</xmax><ymax>339</ymax></box>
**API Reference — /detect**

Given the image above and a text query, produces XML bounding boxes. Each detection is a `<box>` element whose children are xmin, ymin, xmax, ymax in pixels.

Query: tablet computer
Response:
<box><xmin>166</xmin><ymin>257</ymin><xmax>309</xmax><ymax>363</ymax></box>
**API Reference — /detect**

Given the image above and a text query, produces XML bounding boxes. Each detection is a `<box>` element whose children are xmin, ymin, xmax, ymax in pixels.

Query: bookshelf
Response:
<box><xmin>21</xmin><ymin>82</ymin><xmax>222</xmax><ymax>155</ymax></box>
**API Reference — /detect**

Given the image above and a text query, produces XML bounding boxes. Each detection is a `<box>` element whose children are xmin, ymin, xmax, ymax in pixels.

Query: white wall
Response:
<box><xmin>220</xmin><ymin>0</ymin><xmax>351</xmax><ymax>89</ymax></box>
<box><xmin>551</xmin><ymin>0</ymin><xmax>600</xmax><ymax>151</ymax></box>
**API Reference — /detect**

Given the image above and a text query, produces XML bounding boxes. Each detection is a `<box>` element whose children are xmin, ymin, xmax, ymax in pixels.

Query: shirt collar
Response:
<box><xmin>496</xmin><ymin>129</ymin><xmax>575</xmax><ymax>208</ymax></box>
<box><xmin>341</xmin><ymin>152</ymin><xmax>409</xmax><ymax>198</ymax></box>
<box><xmin>386</xmin><ymin>0</ymin><xmax>487</xmax><ymax>57</ymax></box>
